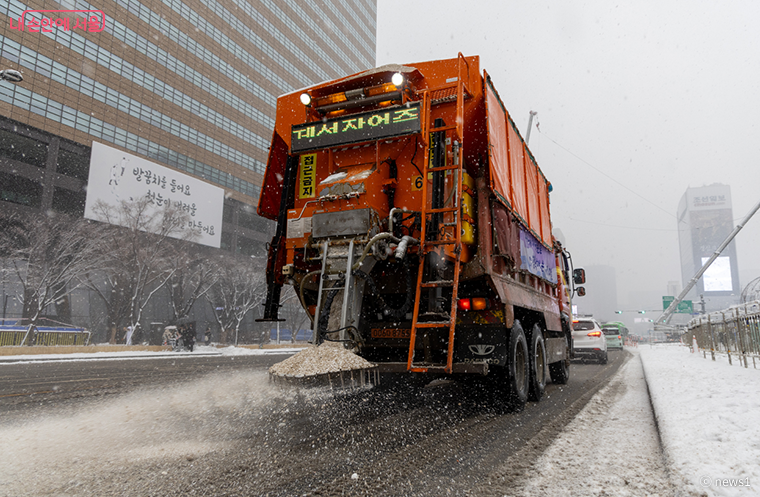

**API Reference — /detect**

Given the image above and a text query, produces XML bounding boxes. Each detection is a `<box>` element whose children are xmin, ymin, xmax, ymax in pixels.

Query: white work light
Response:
<box><xmin>300</xmin><ymin>93</ymin><xmax>312</xmax><ymax>106</ymax></box>
<box><xmin>391</xmin><ymin>72</ymin><xmax>404</xmax><ymax>87</ymax></box>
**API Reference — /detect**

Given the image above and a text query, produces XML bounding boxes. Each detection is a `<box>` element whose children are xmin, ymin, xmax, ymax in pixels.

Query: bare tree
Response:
<box><xmin>82</xmin><ymin>269</ymin><xmax>132</xmax><ymax>344</ymax></box>
<box><xmin>205</xmin><ymin>254</ymin><xmax>267</xmax><ymax>345</ymax></box>
<box><xmin>278</xmin><ymin>286</ymin><xmax>311</xmax><ymax>343</ymax></box>
<box><xmin>0</xmin><ymin>212</ymin><xmax>108</xmax><ymax>345</ymax></box>
<box><xmin>85</xmin><ymin>198</ymin><xmax>196</xmax><ymax>343</ymax></box>
<box><xmin>166</xmin><ymin>242</ymin><xmax>217</xmax><ymax>326</ymax></box>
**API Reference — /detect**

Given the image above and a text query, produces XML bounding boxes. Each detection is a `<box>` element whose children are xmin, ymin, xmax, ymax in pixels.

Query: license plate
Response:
<box><xmin>371</xmin><ymin>328</ymin><xmax>411</xmax><ymax>339</ymax></box>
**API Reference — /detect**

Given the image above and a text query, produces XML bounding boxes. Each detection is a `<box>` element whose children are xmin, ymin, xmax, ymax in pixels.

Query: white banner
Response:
<box><xmin>84</xmin><ymin>142</ymin><xmax>224</xmax><ymax>248</ymax></box>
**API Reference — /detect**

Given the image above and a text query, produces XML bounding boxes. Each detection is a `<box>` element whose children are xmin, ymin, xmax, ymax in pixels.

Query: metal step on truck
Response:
<box><xmin>258</xmin><ymin>54</ymin><xmax>586</xmax><ymax>408</ymax></box>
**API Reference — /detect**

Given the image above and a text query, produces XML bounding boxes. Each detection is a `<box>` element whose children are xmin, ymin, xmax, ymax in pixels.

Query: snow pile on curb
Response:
<box><xmin>640</xmin><ymin>344</ymin><xmax>760</xmax><ymax>496</ymax></box>
<box><xmin>269</xmin><ymin>344</ymin><xmax>374</xmax><ymax>377</ymax></box>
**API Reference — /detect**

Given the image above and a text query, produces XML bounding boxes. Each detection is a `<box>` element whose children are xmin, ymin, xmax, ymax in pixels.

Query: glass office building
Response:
<box><xmin>0</xmin><ymin>0</ymin><xmax>377</xmax><ymax>253</ymax></box>
<box><xmin>0</xmin><ymin>1</ymin><xmax>376</xmax><ymax>337</ymax></box>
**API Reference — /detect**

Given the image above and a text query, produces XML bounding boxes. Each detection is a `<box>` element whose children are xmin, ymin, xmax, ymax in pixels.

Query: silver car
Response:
<box><xmin>572</xmin><ymin>317</ymin><xmax>608</xmax><ymax>364</ymax></box>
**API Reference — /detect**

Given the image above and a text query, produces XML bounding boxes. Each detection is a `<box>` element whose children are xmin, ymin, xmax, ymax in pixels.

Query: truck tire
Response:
<box><xmin>549</xmin><ymin>336</ymin><xmax>571</xmax><ymax>384</ymax></box>
<box><xmin>528</xmin><ymin>324</ymin><xmax>547</xmax><ymax>402</ymax></box>
<box><xmin>507</xmin><ymin>321</ymin><xmax>529</xmax><ymax>411</ymax></box>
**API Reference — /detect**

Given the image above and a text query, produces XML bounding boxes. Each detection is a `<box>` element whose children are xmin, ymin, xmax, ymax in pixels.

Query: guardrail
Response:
<box><xmin>0</xmin><ymin>329</ymin><xmax>26</xmax><ymax>346</ymax></box>
<box><xmin>0</xmin><ymin>327</ymin><xmax>91</xmax><ymax>347</ymax></box>
<box><xmin>687</xmin><ymin>301</ymin><xmax>760</xmax><ymax>369</ymax></box>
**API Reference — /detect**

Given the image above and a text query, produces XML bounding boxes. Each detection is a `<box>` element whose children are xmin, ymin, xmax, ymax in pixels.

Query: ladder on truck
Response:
<box><xmin>311</xmin><ymin>239</ymin><xmax>358</xmax><ymax>344</ymax></box>
<box><xmin>407</xmin><ymin>53</ymin><xmax>470</xmax><ymax>374</ymax></box>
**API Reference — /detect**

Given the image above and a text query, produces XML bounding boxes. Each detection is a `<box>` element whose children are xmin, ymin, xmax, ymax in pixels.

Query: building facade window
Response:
<box><xmin>0</xmin><ymin>128</ymin><xmax>47</xmax><ymax>168</ymax></box>
<box><xmin>1</xmin><ymin>87</ymin><xmax>262</xmax><ymax>200</ymax></box>
<box><xmin>56</xmin><ymin>148</ymin><xmax>90</xmax><ymax>181</ymax></box>
<box><xmin>51</xmin><ymin>187</ymin><xmax>87</xmax><ymax>216</ymax></box>
<box><xmin>0</xmin><ymin>171</ymin><xmax>43</xmax><ymax>207</ymax></box>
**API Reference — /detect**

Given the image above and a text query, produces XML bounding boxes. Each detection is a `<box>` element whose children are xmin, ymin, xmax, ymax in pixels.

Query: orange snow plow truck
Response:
<box><xmin>258</xmin><ymin>54</ymin><xmax>585</xmax><ymax>406</ymax></box>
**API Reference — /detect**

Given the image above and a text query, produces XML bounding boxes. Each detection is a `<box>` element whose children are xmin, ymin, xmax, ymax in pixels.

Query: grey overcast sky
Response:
<box><xmin>376</xmin><ymin>0</ymin><xmax>760</xmax><ymax>310</ymax></box>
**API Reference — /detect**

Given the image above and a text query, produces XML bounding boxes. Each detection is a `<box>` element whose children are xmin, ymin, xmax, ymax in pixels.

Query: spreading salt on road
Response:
<box><xmin>268</xmin><ymin>343</ymin><xmax>375</xmax><ymax>377</ymax></box>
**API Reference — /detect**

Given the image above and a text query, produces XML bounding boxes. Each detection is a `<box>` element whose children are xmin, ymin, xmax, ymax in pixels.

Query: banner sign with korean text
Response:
<box><xmin>519</xmin><ymin>227</ymin><xmax>557</xmax><ymax>284</ymax></box>
<box><xmin>290</xmin><ymin>101</ymin><xmax>421</xmax><ymax>153</ymax></box>
<box><xmin>84</xmin><ymin>142</ymin><xmax>224</xmax><ymax>248</ymax></box>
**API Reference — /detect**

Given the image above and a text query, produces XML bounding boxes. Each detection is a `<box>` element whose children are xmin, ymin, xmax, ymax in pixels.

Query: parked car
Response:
<box><xmin>602</xmin><ymin>325</ymin><xmax>624</xmax><ymax>350</ymax></box>
<box><xmin>572</xmin><ymin>317</ymin><xmax>608</xmax><ymax>364</ymax></box>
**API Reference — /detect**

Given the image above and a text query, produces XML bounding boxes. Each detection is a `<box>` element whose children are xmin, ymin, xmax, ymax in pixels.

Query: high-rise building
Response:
<box><xmin>677</xmin><ymin>184</ymin><xmax>740</xmax><ymax>312</ymax></box>
<box><xmin>1</xmin><ymin>0</ymin><xmax>377</xmax><ymax>253</ymax></box>
<box><xmin>0</xmin><ymin>1</ymin><xmax>377</xmax><ymax>337</ymax></box>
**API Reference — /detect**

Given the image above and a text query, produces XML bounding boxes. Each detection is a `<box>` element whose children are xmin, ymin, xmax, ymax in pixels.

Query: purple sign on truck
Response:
<box><xmin>519</xmin><ymin>227</ymin><xmax>557</xmax><ymax>284</ymax></box>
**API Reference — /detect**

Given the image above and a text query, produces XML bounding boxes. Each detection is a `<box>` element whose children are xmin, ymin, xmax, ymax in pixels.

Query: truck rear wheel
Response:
<box><xmin>549</xmin><ymin>336</ymin><xmax>571</xmax><ymax>384</ymax></box>
<box><xmin>507</xmin><ymin>321</ymin><xmax>529</xmax><ymax>411</ymax></box>
<box><xmin>528</xmin><ymin>324</ymin><xmax>547</xmax><ymax>402</ymax></box>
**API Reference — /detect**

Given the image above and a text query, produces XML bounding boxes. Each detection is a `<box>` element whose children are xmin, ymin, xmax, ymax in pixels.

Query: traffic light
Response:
<box><xmin>615</xmin><ymin>310</ymin><xmax>623</xmax><ymax>314</ymax></box>
<box><xmin>639</xmin><ymin>310</ymin><xmax>646</xmax><ymax>314</ymax></box>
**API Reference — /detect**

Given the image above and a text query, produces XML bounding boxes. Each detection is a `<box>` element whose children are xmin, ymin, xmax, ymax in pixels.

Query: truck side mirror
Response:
<box><xmin>573</xmin><ymin>268</ymin><xmax>586</xmax><ymax>285</ymax></box>
<box><xmin>576</xmin><ymin>286</ymin><xmax>586</xmax><ymax>297</ymax></box>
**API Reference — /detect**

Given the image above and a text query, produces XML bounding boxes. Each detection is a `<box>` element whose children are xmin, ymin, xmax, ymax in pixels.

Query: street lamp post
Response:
<box><xmin>0</xmin><ymin>69</ymin><xmax>23</xmax><ymax>83</ymax></box>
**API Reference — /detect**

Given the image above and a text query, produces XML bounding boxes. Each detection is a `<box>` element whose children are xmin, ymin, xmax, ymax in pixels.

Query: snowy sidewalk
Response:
<box><xmin>640</xmin><ymin>344</ymin><xmax>759</xmax><ymax>496</ymax></box>
<box><xmin>0</xmin><ymin>345</ymin><xmax>303</xmax><ymax>364</ymax></box>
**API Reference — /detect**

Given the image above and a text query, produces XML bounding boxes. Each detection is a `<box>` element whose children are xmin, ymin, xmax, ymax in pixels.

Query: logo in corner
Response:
<box><xmin>9</xmin><ymin>10</ymin><xmax>106</xmax><ymax>33</ymax></box>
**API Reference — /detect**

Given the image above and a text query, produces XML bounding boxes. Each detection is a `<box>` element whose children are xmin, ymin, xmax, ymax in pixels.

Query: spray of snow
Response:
<box><xmin>0</xmin><ymin>371</ymin><xmax>290</xmax><ymax>495</ymax></box>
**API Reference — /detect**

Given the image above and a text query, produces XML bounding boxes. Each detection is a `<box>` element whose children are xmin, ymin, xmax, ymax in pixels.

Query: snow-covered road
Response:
<box><xmin>1</xmin><ymin>344</ymin><xmax>757</xmax><ymax>496</ymax></box>
<box><xmin>518</xmin><ymin>349</ymin><xmax>674</xmax><ymax>496</ymax></box>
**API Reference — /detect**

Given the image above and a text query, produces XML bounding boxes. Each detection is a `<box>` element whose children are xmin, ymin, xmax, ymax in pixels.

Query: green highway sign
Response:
<box><xmin>662</xmin><ymin>296</ymin><xmax>693</xmax><ymax>314</ymax></box>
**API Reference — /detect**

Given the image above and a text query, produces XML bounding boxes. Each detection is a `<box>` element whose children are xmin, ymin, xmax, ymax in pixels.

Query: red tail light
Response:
<box><xmin>587</xmin><ymin>331</ymin><xmax>602</xmax><ymax>337</ymax></box>
<box><xmin>457</xmin><ymin>298</ymin><xmax>488</xmax><ymax>311</ymax></box>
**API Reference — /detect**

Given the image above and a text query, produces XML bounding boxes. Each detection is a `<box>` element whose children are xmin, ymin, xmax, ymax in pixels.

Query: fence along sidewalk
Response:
<box><xmin>687</xmin><ymin>301</ymin><xmax>760</xmax><ymax>369</ymax></box>
<box><xmin>0</xmin><ymin>320</ymin><xmax>91</xmax><ymax>347</ymax></box>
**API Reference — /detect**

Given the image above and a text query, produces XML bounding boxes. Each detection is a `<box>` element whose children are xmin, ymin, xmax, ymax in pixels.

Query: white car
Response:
<box><xmin>572</xmin><ymin>317</ymin><xmax>608</xmax><ymax>364</ymax></box>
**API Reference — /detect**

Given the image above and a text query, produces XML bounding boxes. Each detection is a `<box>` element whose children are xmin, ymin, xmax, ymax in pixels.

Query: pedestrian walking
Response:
<box><xmin>123</xmin><ymin>325</ymin><xmax>134</xmax><ymax>345</ymax></box>
<box><xmin>162</xmin><ymin>326</ymin><xmax>174</xmax><ymax>346</ymax></box>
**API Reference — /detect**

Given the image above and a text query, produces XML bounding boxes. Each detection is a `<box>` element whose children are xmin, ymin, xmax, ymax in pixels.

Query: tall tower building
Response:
<box><xmin>677</xmin><ymin>184</ymin><xmax>740</xmax><ymax>312</ymax></box>
<box><xmin>0</xmin><ymin>1</ymin><xmax>376</xmax><ymax>335</ymax></box>
<box><xmin>0</xmin><ymin>0</ymin><xmax>377</xmax><ymax>254</ymax></box>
